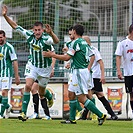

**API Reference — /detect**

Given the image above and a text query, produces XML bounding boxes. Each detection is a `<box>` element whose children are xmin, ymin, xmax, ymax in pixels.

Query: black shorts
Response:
<box><xmin>92</xmin><ymin>78</ymin><xmax>103</xmax><ymax>92</ymax></box>
<box><xmin>124</xmin><ymin>75</ymin><xmax>133</xmax><ymax>93</ymax></box>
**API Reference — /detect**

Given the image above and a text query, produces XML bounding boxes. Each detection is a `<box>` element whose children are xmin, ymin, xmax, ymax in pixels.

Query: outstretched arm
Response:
<box><xmin>2</xmin><ymin>5</ymin><xmax>18</xmax><ymax>29</ymax></box>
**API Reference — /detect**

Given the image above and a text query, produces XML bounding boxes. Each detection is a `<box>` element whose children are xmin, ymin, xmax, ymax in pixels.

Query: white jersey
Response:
<box><xmin>91</xmin><ymin>46</ymin><xmax>102</xmax><ymax>78</ymax></box>
<box><xmin>115</xmin><ymin>37</ymin><xmax>133</xmax><ymax>76</ymax></box>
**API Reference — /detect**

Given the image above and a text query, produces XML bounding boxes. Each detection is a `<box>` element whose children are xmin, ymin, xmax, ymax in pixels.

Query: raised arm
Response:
<box><xmin>2</xmin><ymin>5</ymin><xmax>18</xmax><ymax>29</ymax></box>
<box><xmin>44</xmin><ymin>24</ymin><xmax>59</xmax><ymax>44</ymax></box>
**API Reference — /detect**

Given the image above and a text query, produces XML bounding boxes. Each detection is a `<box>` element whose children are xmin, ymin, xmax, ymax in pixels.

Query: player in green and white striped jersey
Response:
<box><xmin>0</xmin><ymin>30</ymin><xmax>20</xmax><ymax>119</ymax></box>
<box><xmin>43</xmin><ymin>24</ymin><xmax>106</xmax><ymax>125</ymax></box>
<box><xmin>2</xmin><ymin>5</ymin><xmax>59</xmax><ymax>121</ymax></box>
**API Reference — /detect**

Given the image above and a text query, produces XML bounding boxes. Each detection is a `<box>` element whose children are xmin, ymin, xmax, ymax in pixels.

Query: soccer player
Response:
<box><xmin>63</xmin><ymin>27</ymin><xmax>84</xmax><ymax>121</ymax></box>
<box><xmin>81</xmin><ymin>36</ymin><xmax>118</xmax><ymax>120</ymax></box>
<box><xmin>29</xmin><ymin>57</ymin><xmax>56</xmax><ymax>120</ymax></box>
<box><xmin>2</xmin><ymin>5</ymin><xmax>59</xmax><ymax>121</ymax></box>
<box><xmin>43</xmin><ymin>24</ymin><xmax>106</xmax><ymax>125</ymax></box>
<box><xmin>0</xmin><ymin>30</ymin><xmax>20</xmax><ymax>119</ymax></box>
<box><xmin>115</xmin><ymin>24</ymin><xmax>133</xmax><ymax>119</ymax></box>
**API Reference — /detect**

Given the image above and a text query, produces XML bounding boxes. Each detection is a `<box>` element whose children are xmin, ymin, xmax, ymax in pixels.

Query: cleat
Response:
<box><xmin>91</xmin><ymin>114</ymin><xmax>97</xmax><ymax>121</ymax></box>
<box><xmin>5</xmin><ymin>104</ymin><xmax>12</xmax><ymax>119</ymax></box>
<box><xmin>18</xmin><ymin>112</ymin><xmax>27</xmax><ymax>121</ymax></box>
<box><xmin>47</xmin><ymin>98</ymin><xmax>53</xmax><ymax>108</ymax></box>
<box><xmin>98</xmin><ymin>114</ymin><xmax>106</xmax><ymax>125</ymax></box>
<box><xmin>61</xmin><ymin>119</ymin><xmax>76</xmax><ymax>124</ymax></box>
<box><xmin>75</xmin><ymin>109</ymin><xmax>84</xmax><ymax>120</ymax></box>
<box><xmin>42</xmin><ymin>115</ymin><xmax>52</xmax><ymax>120</ymax></box>
<box><xmin>111</xmin><ymin>115</ymin><xmax>118</xmax><ymax>120</ymax></box>
<box><xmin>28</xmin><ymin>112</ymin><xmax>39</xmax><ymax>119</ymax></box>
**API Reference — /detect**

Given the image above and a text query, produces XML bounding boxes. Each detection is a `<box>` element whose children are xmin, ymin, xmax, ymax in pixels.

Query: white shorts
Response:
<box><xmin>0</xmin><ymin>77</ymin><xmax>12</xmax><ymax>90</ymax></box>
<box><xmin>24</xmin><ymin>62</ymin><xmax>52</xmax><ymax>88</ymax></box>
<box><xmin>68</xmin><ymin>68</ymin><xmax>93</xmax><ymax>95</ymax></box>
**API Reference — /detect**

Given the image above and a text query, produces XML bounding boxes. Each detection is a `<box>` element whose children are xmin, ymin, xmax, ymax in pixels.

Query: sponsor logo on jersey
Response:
<box><xmin>32</xmin><ymin>44</ymin><xmax>41</xmax><ymax>52</ymax></box>
<box><xmin>0</xmin><ymin>53</ymin><xmax>4</xmax><ymax>60</ymax></box>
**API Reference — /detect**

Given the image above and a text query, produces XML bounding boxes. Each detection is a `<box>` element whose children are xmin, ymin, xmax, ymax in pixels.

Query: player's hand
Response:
<box><xmin>100</xmin><ymin>76</ymin><xmax>105</xmax><ymax>84</ymax></box>
<box><xmin>44</xmin><ymin>24</ymin><xmax>53</xmax><ymax>34</ymax></box>
<box><xmin>2</xmin><ymin>5</ymin><xmax>8</xmax><ymax>16</ymax></box>
<box><xmin>62</xmin><ymin>47</ymin><xmax>68</xmax><ymax>53</ymax></box>
<box><xmin>65</xmin><ymin>63</ymin><xmax>70</xmax><ymax>69</ymax></box>
<box><xmin>42</xmin><ymin>49</ymin><xmax>54</xmax><ymax>57</ymax></box>
<box><xmin>50</xmin><ymin>69</ymin><xmax>54</xmax><ymax>78</ymax></box>
<box><xmin>15</xmin><ymin>76</ymin><xmax>21</xmax><ymax>85</ymax></box>
<box><xmin>117</xmin><ymin>71</ymin><xmax>123</xmax><ymax>80</ymax></box>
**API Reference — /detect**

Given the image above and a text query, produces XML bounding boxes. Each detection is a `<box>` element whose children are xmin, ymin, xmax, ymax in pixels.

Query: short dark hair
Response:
<box><xmin>73</xmin><ymin>24</ymin><xmax>84</xmax><ymax>36</ymax></box>
<box><xmin>129</xmin><ymin>24</ymin><xmax>133</xmax><ymax>34</ymax></box>
<box><xmin>33</xmin><ymin>21</ymin><xmax>43</xmax><ymax>27</ymax></box>
<box><xmin>68</xmin><ymin>26</ymin><xmax>73</xmax><ymax>31</ymax></box>
<box><xmin>0</xmin><ymin>30</ymin><xmax>6</xmax><ymax>37</ymax></box>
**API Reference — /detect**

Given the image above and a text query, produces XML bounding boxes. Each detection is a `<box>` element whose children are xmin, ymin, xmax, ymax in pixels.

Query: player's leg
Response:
<box><xmin>93</xmin><ymin>78</ymin><xmax>118</xmax><ymax>120</ymax></box>
<box><xmin>125</xmin><ymin>76</ymin><xmax>133</xmax><ymax>119</ymax></box>
<box><xmin>44</xmin><ymin>89</ymin><xmax>53</xmax><ymax>108</ymax></box>
<box><xmin>97</xmin><ymin>93</ymin><xmax>118</xmax><ymax>120</ymax></box>
<box><xmin>0</xmin><ymin>77</ymin><xmax>12</xmax><ymax>119</ymax></box>
<box><xmin>18</xmin><ymin>78</ymin><xmax>34</xmax><ymax>121</ymax></box>
<box><xmin>29</xmin><ymin>81</ymin><xmax>39</xmax><ymax>119</ymax></box>
<box><xmin>38</xmin><ymin>77</ymin><xmax>51</xmax><ymax>120</ymax></box>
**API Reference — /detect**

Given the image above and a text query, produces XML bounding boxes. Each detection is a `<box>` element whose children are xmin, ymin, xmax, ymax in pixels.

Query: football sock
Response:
<box><xmin>82</xmin><ymin>106</ymin><xmax>89</xmax><ymax>119</ymax></box>
<box><xmin>84</xmin><ymin>99</ymin><xmax>103</xmax><ymax>118</ymax></box>
<box><xmin>76</xmin><ymin>99</ymin><xmax>82</xmax><ymax>112</ymax></box>
<box><xmin>91</xmin><ymin>97</ymin><xmax>95</xmax><ymax>105</ymax></box>
<box><xmin>0</xmin><ymin>96</ymin><xmax>8</xmax><ymax>116</ymax></box>
<box><xmin>99</xmin><ymin>96</ymin><xmax>115</xmax><ymax>116</ymax></box>
<box><xmin>69</xmin><ymin>99</ymin><xmax>77</xmax><ymax>121</ymax></box>
<box><xmin>44</xmin><ymin>89</ymin><xmax>52</xmax><ymax>101</ymax></box>
<box><xmin>40</xmin><ymin>98</ymin><xmax>50</xmax><ymax>117</ymax></box>
<box><xmin>33</xmin><ymin>93</ymin><xmax>39</xmax><ymax>114</ymax></box>
<box><xmin>22</xmin><ymin>92</ymin><xmax>30</xmax><ymax>115</ymax></box>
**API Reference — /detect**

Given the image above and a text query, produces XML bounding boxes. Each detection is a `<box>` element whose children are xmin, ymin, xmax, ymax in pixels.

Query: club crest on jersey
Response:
<box><xmin>0</xmin><ymin>53</ymin><xmax>4</xmax><ymax>60</ymax></box>
<box><xmin>32</xmin><ymin>44</ymin><xmax>41</xmax><ymax>52</ymax></box>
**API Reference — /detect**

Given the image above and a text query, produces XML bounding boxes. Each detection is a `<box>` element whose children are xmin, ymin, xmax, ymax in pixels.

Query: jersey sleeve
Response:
<box><xmin>93</xmin><ymin>47</ymin><xmax>102</xmax><ymax>62</ymax></box>
<box><xmin>45</xmin><ymin>36</ymin><xmax>54</xmax><ymax>45</ymax></box>
<box><xmin>15</xmin><ymin>25</ymin><xmax>33</xmax><ymax>39</ymax></box>
<box><xmin>115</xmin><ymin>41</ymin><xmax>123</xmax><ymax>56</ymax></box>
<box><xmin>9</xmin><ymin>45</ymin><xmax>17</xmax><ymax>61</ymax></box>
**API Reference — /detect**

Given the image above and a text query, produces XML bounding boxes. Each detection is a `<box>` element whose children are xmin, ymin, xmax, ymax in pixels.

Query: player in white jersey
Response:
<box><xmin>2</xmin><ymin>5</ymin><xmax>59</xmax><ymax>121</ymax></box>
<box><xmin>43</xmin><ymin>24</ymin><xmax>106</xmax><ymax>125</ymax></box>
<box><xmin>81</xmin><ymin>36</ymin><xmax>118</xmax><ymax>120</ymax></box>
<box><xmin>0</xmin><ymin>30</ymin><xmax>20</xmax><ymax>119</ymax></box>
<box><xmin>115</xmin><ymin>24</ymin><xmax>133</xmax><ymax>118</ymax></box>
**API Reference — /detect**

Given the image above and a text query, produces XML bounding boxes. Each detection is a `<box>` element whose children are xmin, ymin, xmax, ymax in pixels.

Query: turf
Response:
<box><xmin>0</xmin><ymin>119</ymin><xmax>133</xmax><ymax>133</ymax></box>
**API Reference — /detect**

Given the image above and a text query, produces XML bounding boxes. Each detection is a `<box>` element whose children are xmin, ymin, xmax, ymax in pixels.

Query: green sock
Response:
<box><xmin>22</xmin><ymin>92</ymin><xmax>30</xmax><ymax>115</ymax></box>
<box><xmin>76</xmin><ymin>100</ymin><xmax>82</xmax><ymax>112</ymax></box>
<box><xmin>84</xmin><ymin>99</ymin><xmax>103</xmax><ymax>118</ymax></box>
<box><xmin>69</xmin><ymin>99</ymin><xmax>77</xmax><ymax>121</ymax></box>
<box><xmin>0</xmin><ymin>96</ymin><xmax>8</xmax><ymax>116</ymax></box>
<box><xmin>44</xmin><ymin>89</ymin><xmax>52</xmax><ymax>100</ymax></box>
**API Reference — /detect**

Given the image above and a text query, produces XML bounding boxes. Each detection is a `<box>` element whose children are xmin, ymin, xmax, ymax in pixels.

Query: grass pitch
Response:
<box><xmin>0</xmin><ymin>119</ymin><xmax>133</xmax><ymax>133</ymax></box>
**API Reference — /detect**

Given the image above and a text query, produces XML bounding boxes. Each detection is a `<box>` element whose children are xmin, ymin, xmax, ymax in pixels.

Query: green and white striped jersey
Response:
<box><xmin>67</xmin><ymin>38</ymin><xmax>94</xmax><ymax>69</ymax></box>
<box><xmin>16</xmin><ymin>26</ymin><xmax>54</xmax><ymax>68</ymax></box>
<box><xmin>0</xmin><ymin>42</ymin><xmax>17</xmax><ymax>77</ymax></box>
